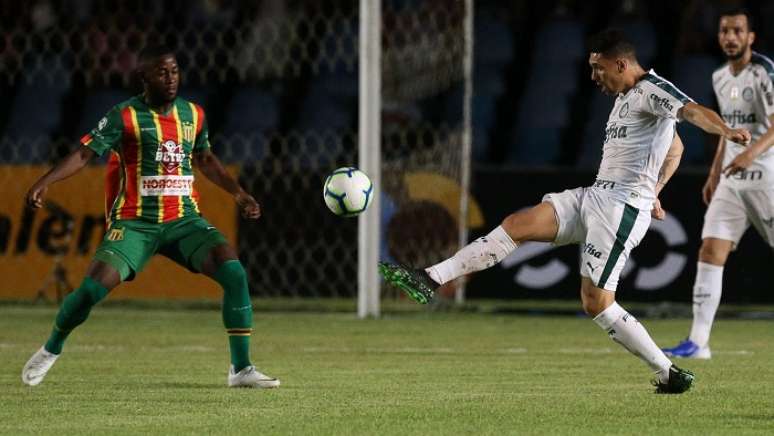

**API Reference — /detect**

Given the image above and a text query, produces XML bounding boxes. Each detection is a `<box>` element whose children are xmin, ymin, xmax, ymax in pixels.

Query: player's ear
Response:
<box><xmin>748</xmin><ymin>31</ymin><xmax>756</xmax><ymax>46</ymax></box>
<box><xmin>616</xmin><ymin>58</ymin><xmax>627</xmax><ymax>73</ymax></box>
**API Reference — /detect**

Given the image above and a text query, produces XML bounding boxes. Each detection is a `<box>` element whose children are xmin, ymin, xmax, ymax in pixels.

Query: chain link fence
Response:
<box><xmin>0</xmin><ymin>0</ymin><xmax>470</xmax><ymax>300</ymax></box>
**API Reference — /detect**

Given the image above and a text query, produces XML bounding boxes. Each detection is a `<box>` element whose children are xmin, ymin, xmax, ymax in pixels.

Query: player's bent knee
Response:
<box><xmin>580</xmin><ymin>280</ymin><xmax>615</xmax><ymax>317</ymax></box>
<box><xmin>698</xmin><ymin>239</ymin><xmax>732</xmax><ymax>265</ymax></box>
<box><xmin>501</xmin><ymin>202</ymin><xmax>558</xmax><ymax>243</ymax></box>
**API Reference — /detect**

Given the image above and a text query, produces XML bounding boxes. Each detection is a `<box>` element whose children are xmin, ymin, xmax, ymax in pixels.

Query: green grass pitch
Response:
<box><xmin>1</xmin><ymin>305</ymin><xmax>773</xmax><ymax>435</ymax></box>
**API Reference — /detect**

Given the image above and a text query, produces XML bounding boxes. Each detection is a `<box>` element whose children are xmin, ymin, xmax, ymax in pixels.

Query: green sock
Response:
<box><xmin>45</xmin><ymin>277</ymin><xmax>109</xmax><ymax>354</ymax></box>
<box><xmin>214</xmin><ymin>260</ymin><xmax>253</xmax><ymax>371</ymax></box>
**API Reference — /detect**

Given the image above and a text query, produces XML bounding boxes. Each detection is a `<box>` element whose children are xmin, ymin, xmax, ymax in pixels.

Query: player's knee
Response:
<box><xmin>698</xmin><ymin>240</ymin><xmax>730</xmax><ymax>265</ymax></box>
<box><xmin>215</xmin><ymin>260</ymin><xmax>249</xmax><ymax>290</ymax></box>
<box><xmin>582</xmin><ymin>299</ymin><xmax>607</xmax><ymax>317</ymax></box>
<box><xmin>501</xmin><ymin>212</ymin><xmax>529</xmax><ymax>241</ymax></box>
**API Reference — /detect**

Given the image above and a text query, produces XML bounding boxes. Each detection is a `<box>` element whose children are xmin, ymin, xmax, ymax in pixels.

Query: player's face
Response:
<box><xmin>718</xmin><ymin>15</ymin><xmax>754</xmax><ymax>61</ymax></box>
<box><xmin>589</xmin><ymin>53</ymin><xmax>624</xmax><ymax>95</ymax></box>
<box><xmin>142</xmin><ymin>54</ymin><xmax>179</xmax><ymax>103</ymax></box>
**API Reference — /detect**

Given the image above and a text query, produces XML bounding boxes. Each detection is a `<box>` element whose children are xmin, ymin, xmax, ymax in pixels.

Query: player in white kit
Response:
<box><xmin>663</xmin><ymin>9</ymin><xmax>774</xmax><ymax>359</ymax></box>
<box><xmin>379</xmin><ymin>29</ymin><xmax>751</xmax><ymax>393</ymax></box>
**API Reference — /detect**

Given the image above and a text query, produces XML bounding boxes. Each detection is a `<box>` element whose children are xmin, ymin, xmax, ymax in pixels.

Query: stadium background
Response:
<box><xmin>1</xmin><ymin>0</ymin><xmax>773</xmax><ymax>304</ymax></box>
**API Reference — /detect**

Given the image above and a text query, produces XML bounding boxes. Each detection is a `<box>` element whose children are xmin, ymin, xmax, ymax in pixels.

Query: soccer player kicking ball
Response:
<box><xmin>379</xmin><ymin>29</ymin><xmax>751</xmax><ymax>394</ymax></box>
<box><xmin>21</xmin><ymin>45</ymin><xmax>279</xmax><ymax>389</ymax></box>
<box><xmin>663</xmin><ymin>9</ymin><xmax>774</xmax><ymax>359</ymax></box>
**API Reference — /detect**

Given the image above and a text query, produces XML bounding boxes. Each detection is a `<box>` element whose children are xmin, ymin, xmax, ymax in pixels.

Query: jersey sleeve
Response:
<box><xmin>642</xmin><ymin>81</ymin><xmax>694</xmax><ymax>121</ymax></box>
<box><xmin>758</xmin><ymin>68</ymin><xmax>774</xmax><ymax>117</ymax></box>
<box><xmin>80</xmin><ymin>107</ymin><xmax>124</xmax><ymax>156</ymax></box>
<box><xmin>194</xmin><ymin>109</ymin><xmax>211</xmax><ymax>152</ymax></box>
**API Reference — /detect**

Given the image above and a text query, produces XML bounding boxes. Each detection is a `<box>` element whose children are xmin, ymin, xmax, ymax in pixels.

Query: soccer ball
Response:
<box><xmin>323</xmin><ymin>167</ymin><xmax>374</xmax><ymax>217</ymax></box>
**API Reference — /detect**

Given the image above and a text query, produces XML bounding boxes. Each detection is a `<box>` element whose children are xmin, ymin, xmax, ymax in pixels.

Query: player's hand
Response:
<box><xmin>722</xmin><ymin>149</ymin><xmax>755</xmax><ymax>178</ymax></box>
<box><xmin>651</xmin><ymin>198</ymin><xmax>666</xmax><ymax>220</ymax></box>
<box><xmin>25</xmin><ymin>183</ymin><xmax>48</xmax><ymax>209</ymax></box>
<box><xmin>702</xmin><ymin>173</ymin><xmax>720</xmax><ymax>205</ymax></box>
<box><xmin>235</xmin><ymin>191</ymin><xmax>261</xmax><ymax>219</ymax></box>
<box><xmin>724</xmin><ymin>128</ymin><xmax>751</xmax><ymax>145</ymax></box>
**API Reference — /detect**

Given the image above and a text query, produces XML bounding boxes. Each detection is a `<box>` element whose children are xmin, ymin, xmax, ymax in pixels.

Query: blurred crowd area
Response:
<box><xmin>0</xmin><ymin>0</ymin><xmax>770</xmax><ymax>167</ymax></box>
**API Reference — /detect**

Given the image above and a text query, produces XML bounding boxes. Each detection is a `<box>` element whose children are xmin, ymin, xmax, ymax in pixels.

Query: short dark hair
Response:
<box><xmin>588</xmin><ymin>29</ymin><xmax>637</xmax><ymax>60</ymax></box>
<box><xmin>719</xmin><ymin>7</ymin><xmax>754</xmax><ymax>31</ymax></box>
<box><xmin>138</xmin><ymin>43</ymin><xmax>175</xmax><ymax>64</ymax></box>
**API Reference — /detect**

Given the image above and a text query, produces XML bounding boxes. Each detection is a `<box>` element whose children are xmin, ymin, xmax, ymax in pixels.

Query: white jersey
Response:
<box><xmin>713</xmin><ymin>51</ymin><xmax>774</xmax><ymax>190</ymax></box>
<box><xmin>595</xmin><ymin>69</ymin><xmax>693</xmax><ymax>209</ymax></box>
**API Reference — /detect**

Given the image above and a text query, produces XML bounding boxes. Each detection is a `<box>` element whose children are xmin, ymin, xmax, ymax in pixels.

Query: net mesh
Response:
<box><xmin>0</xmin><ymin>0</ymin><xmax>469</xmax><ymax>300</ymax></box>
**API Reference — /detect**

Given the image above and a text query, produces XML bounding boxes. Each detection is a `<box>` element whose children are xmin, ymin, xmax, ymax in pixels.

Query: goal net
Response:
<box><xmin>0</xmin><ymin>0</ymin><xmax>473</xmax><ymax>308</ymax></box>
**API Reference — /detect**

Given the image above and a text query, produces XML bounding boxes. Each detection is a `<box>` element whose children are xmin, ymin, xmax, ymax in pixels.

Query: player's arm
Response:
<box><xmin>723</xmin><ymin>114</ymin><xmax>774</xmax><ymax>176</ymax></box>
<box><xmin>651</xmin><ymin>133</ymin><xmax>684</xmax><ymax>220</ymax></box>
<box><xmin>192</xmin><ymin>149</ymin><xmax>260</xmax><ymax>219</ymax></box>
<box><xmin>678</xmin><ymin>102</ymin><xmax>751</xmax><ymax>144</ymax></box>
<box><xmin>25</xmin><ymin>146</ymin><xmax>96</xmax><ymax>209</ymax></box>
<box><xmin>702</xmin><ymin>137</ymin><xmax>726</xmax><ymax>205</ymax></box>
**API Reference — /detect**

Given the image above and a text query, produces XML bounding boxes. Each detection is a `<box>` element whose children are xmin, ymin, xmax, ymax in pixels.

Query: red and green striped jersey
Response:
<box><xmin>81</xmin><ymin>95</ymin><xmax>209</xmax><ymax>224</ymax></box>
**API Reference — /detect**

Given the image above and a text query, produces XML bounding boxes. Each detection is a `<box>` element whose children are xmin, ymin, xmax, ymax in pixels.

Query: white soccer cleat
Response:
<box><xmin>21</xmin><ymin>346</ymin><xmax>60</xmax><ymax>386</ymax></box>
<box><xmin>227</xmin><ymin>365</ymin><xmax>280</xmax><ymax>388</ymax></box>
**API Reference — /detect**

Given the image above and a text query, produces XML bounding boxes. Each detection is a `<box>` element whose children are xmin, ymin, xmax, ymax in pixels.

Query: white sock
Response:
<box><xmin>688</xmin><ymin>262</ymin><xmax>723</xmax><ymax>348</ymax></box>
<box><xmin>425</xmin><ymin>225</ymin><xmax>518</xmax><ymax>285</ymax></box>
<box><xmin>593</xmin><ymin>302</ymin><xmax>673</xmax><ymax>383</ymax></box>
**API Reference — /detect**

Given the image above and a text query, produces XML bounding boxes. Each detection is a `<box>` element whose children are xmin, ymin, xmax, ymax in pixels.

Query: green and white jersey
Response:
<box><xmin>596</xmin><ymin>69</ymin><xmax>693</xmax><ymax>209</ymax></box>
<box><xmin>713</xmin><ymin>51</ymin><xmax>774</xmax><ymax>189</ymax></box>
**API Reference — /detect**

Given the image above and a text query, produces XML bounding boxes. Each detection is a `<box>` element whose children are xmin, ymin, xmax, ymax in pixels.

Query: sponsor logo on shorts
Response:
<box><xmin>140</xmin><ymin>175</ymin><xmax>194</xmax><ymax>196</ymax></box>
<box><xmin>586</xmin><ymin>262</ymin><xmax>600</xmax><ymax>273</ymax></box>
<box><xmin>583</xmin><ymin>243</ymin><xmax>603</xmax><ymax>259</ymax></box>
<box><xmin>763</xmin><ymin>218</ymin><xmax>774</xmax><ymax>228</ymax></box>
<box><xmin>107</xmin><ymin>228</ymin><xmax>124</xmax><ymax>241</ymax></box>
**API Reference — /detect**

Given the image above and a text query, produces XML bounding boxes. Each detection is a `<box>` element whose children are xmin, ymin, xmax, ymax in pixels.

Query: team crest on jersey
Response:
<box><xmin>182</xmin><ymin>122</ymin><xmax>195</xmax><ymax>142</ymax></box>
<box><xmin>156</xmin><ymin>140</ymin><xmax>185</xmax><ymax>173</ymax></box>
<box><xmin>107</xmin><ymin>227</ymin><xmax>124</xmax><ymax>241</ymax></box>
<box><xmin>743</xmin><ymin>87</ymin><xmax>754</xmax><ymax>102</ymax></box>
<box><xmin>618</xmin><ymin>103</ymin><xmax>629</xmax><ymax>118</ymax></box>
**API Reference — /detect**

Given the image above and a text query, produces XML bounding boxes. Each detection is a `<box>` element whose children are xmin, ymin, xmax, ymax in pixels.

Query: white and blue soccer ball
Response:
<box><xmin>323</xmin><ymin>167</ymin><xmax>374</xmax><ymax>217</ymax></box>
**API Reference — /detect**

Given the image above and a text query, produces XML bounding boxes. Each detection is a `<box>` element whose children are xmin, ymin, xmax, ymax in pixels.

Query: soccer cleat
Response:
<box><xmin>21</xmin><ymin>346</ymin><xmax>60</xmax><ymax>386</ymax></box>
<box><xmin>662</xmin><ymin>339</ymin><xmax>711</xmax><ymax>359</ymax></box>
<box><xmin>652</xmin><ymin>365</ymin><xmax>695</xmax><ymax>394</ymax></box>
<box><xmin>377</xmin><ymin>262</ymin><xmax>437</xmax><ymax>304</ymax></box>
<box><xmin>228</xmin><ymin>365</ymin><xmax>280</xmax><ymax>388</ymax></box>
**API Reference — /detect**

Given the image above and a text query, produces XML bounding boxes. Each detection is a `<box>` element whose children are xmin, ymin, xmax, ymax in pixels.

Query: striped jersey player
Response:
<box><xmin>21</xmin><ymin>44</ymin><xmax>279</xmax><ymax>389</ymax></box>
<box><xmin>378</xmin><ymin>29</ymin><xmax>750</xmax><ymax>394</ymax></box>
<box><xmin>83</xmin><ymin>96</ymin><xmax>207</xmax><ymax>224</ymax></box>
<box><xmin>664</xmin><ymin>8</ymin><xmax>774</xmax><ymax>359</ymax></box>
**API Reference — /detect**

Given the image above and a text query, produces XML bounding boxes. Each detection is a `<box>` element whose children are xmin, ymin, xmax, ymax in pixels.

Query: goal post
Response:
<box><xmin>358</xmin><ymin>0</ymin><xmax>382</xmax><ymax>318</ymax></box>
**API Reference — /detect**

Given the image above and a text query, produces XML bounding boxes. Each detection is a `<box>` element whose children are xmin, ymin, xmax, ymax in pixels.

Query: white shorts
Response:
<box><xmin>702</xmin><ymin>184</ymin><xmax>774</xmax><ymax>248</ymax></box>
<box><xmin>543</xmin><ymin>187</ymin><xmax>651</xmax><ymax>291</ymax></box>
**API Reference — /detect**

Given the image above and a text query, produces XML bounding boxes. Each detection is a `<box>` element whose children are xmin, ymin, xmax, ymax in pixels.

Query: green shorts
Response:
<box><xmin>93</xmin><ymin>215</ymin><xmax>229</xmax><ymax>281</ymax></box>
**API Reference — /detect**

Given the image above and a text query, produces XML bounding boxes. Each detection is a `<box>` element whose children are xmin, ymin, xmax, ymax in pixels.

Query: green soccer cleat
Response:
<box><xmin>652</xmin><ymin>365</ymin><xmax>695</xmax><ymax>394</ymax></box>
<box><xmin>378</xmin><ymin>262</ymin><xmax>437</xmax><ymax>304</ymax></box>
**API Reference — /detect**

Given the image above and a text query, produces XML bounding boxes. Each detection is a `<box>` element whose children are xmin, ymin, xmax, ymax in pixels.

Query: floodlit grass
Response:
<box><xmin>1</xmin><ymin>305</ymin><xmax>773</xmax><ymax>435</ymax></box>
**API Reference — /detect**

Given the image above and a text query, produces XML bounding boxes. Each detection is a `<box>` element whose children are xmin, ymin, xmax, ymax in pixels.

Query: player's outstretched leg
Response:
<box><xmin>22</xmin><ymin>275</ymin><xmax>112</xmax><ymax>386</ymax></box>
<box><xmin>381</xmin><ymin>203</ymin><xmax>558</xmax><ymax>303</ymax></box>
<box><xmin>211</xmin><ymin>258</ymin><xmax>279</xmax><ymax>388</ymax></box>
<box><xmin>583</xmin><ymin>278</ymin><xmax>694</xmax><ymax>394</ymax></box>
<box><xmin>378</xmin><ymin>263</ymin><xmax>439</xmax><ymax>304</ymax></box>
